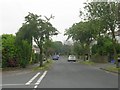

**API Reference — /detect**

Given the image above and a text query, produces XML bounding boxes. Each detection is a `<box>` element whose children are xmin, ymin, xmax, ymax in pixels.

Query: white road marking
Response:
<box><xmin>34</xmin><ymin>85</ymin><xmax>38</xmax><ymax>88</ymax></box>
<box><xmin>34</xmin><ymin>71</ymin><xmax>47</xmax><ymax>88</ymax></box>
<box><xmin>25</xmin><ymin>72</ymin><xmax>40</xmax><ymax>85</ymax></box>
<box><xmin>2</xmin><ymin>84</ymin><xmax>25</xmax><ymax>86</ymax></box>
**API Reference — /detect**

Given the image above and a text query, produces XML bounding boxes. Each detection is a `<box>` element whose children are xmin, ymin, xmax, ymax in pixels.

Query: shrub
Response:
<box><xmin>17</xmin><ymin>40</ymin><xmax>31</xmax><ymax>68</ymax></box>
<box><xmin>2</xmin><ymin>34</ymin><xmax>18</xmax><ymax>68</ymax></box>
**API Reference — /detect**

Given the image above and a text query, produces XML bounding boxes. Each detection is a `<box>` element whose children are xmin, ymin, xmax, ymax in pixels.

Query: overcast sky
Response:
<box><xmin>0</xmin><ymin>0</ymin><xmax>87</xmax><ymax>42</ymax></box>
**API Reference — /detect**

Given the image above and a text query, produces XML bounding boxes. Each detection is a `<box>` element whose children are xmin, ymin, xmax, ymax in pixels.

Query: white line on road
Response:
<box><xmin>2</xmin><ymin>84</ymin><xmax>25</xmax><ymax>86</ymax></box>
<box><xmin>34</xmin><ymin>71</ymin><xmax>47</xmax><ymax>88</ymax></box>
<box><xmin>25</xmin><ymin>72</ymin><xmax>40</xmax><ymax>85</ymax></box>
<box><xmin>34</xmin><ymin>85</ymin><xmax>38</xmax><ymax>88</ymax></box>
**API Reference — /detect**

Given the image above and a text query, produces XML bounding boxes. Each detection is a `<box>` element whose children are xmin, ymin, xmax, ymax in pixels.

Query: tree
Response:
<box><xmin>82</xmin><ymin>2</ymin><xmax>119</xmax><ymax>67</ymax></box>
<box><xmin>61</xmin><ymin>44</ymin><xmax>72</xmax><ymax>55</ymax></box>
<box><xmin>52</xmin><ymin>41</ymin><xmax>63</xmax><ymax>54</ymax></box>
<box><xmin>65</xmin><ymin>21</ymin><xmax>97</xmax><ymax>60</ymax></box>
<box><xmin>23</xmin><ymin>13</ymin><xmax>58</xmax><ymax>67</ymax></box>
<box><xmin>15</xmin><ymin>20</ymin><xmax>34</xmax><ymax>66</ymax></box>
<box><xmin>0</xmin><ymin>35</ymin><xmax>2</xmax><ymax>59</ymax></box>
<box><xmin>92</xmin><ymin>36</ymin><xmax>113</xmax><ymax>55</ymax></box>
<box><xmin>73</xmin><ymin>42</ymin><xmax>82</xmax><ymax>59</ymax></box>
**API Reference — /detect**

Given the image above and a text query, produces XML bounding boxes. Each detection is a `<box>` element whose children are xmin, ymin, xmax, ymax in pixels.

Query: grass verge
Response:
<box><xmin>33</xmin><ymin>59</ymin><xmax>53</xmax><ymax>71</ymax></box>
<box><xmin>102</xmin><ymin>66</ymin><xmax>120</xmax><ymax>74</ymax></box>
<box><xmin>80</xmin><ymin>60</ymin><xmax>95</xmax><ymax>65</ymax></box>
<box><xmin>2</xmin><ymin>67</ymin><xmax>22</xmax><ymax>71</ymax></box>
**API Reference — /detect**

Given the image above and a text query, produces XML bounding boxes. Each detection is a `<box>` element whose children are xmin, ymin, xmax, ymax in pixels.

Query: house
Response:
<box><xmin>32</xmin><ymin>45</ymin><xmax>40</xmax><ymax>54</ymax></box>
<box><xmin>115</xmin><ymin>30</ymin><xmax>120</xmax><ymax>43</ymax></box>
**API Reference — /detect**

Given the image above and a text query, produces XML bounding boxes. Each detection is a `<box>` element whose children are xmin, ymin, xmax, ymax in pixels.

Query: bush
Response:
<box><xmin>2</xmin><ymin>34</ymin><xmax>18</xmax><ymax>68</ymax></box>
<box><xmin>17</xmin><ymin>40</ymin><xmax>31</xmax><ymax>68</ymax></box>
<box><xmin>92</xmin><ymin>36</ymin><xmax>113</xmax><ymax>56</ymax></box>
<box><xmin>30</xmin><ymin>53</ymin><xmax>39</xmax><ymax>64</ymax></box>
<box><xmin>91</xmin><ymin>54</ymin><xmax>108</xmax><ymax>63</ymax></box>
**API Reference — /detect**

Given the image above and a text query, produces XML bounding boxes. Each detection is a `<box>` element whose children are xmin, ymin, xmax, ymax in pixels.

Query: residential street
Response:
<box><xmin>1</xmin><ymin>1</ymin><xmax>120</xmax><ymax>90</ymax></box>
<box><xmin>2</xmin><ymin>56</ymin><xmax>118</xmax><ymax>89</ymax></box>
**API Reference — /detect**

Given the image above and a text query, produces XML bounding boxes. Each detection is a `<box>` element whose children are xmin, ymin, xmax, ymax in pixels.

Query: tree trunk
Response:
<box><xmin>111</xmin><ymin>30</ymin><xmax>118</xmax><ymax>68</ymax></box>
<box><xmin>113</xmin><ymin>40</ymin><xmax>118</xmax><ymax>68</ymax></box>
<box><xmin>39</xmin><ymin>44</ymin><xmax>43</xmax><ymax>67</ymax></box>
<box><xmin>39</xmin><ymin>42</ymin><xmax>43</xmax><ymax>67</ymax></box>
<box><xmin>86</xmin><ymin>43</ymin><xmax>91</xmax><ymax>61</ymax></box>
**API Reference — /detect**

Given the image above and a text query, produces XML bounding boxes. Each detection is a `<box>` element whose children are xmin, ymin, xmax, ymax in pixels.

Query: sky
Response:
<box><xmin>0</xmin><ymin>0</ymin><xmax>87</xmax><ymax>43</ymax></box>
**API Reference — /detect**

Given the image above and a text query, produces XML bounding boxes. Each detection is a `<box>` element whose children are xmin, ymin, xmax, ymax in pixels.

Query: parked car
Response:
<box><xmin>52</xmin><ymin>55</ymin><xmax>59</xmax><ymax>60</ymax></box>
<box><xmin>68</xmin><ymin>55</ymin><xmax>76</xmax><ymax>62</ymax></box>
<box><xmin>57</xmin><ymin>55</ymin><xmax>60</xmax><ymax>58</ymax></box>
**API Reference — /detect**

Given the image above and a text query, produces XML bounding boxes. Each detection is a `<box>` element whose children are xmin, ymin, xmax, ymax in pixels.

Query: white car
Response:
<box><xmin>68</xmin><ymin>55</ymin><xmax>76</xmax><ymax>62</ymax></box>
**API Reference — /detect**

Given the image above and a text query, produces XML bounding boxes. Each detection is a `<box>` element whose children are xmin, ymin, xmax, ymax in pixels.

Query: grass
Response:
<box><xmin>80</xmin><ymin>60</ymin><xmax>120</xmax><ymax>74</ymax></box>
<box><xmin>2</xmin><ymin>67</ymin><xmax>22</xmax><ymax>71</ymax></box>
<box><xmin>80</xmin><ymin>60</ymin><xmax>95</xmax><ymax>65</ymax></box>
<box><xmin>105</xmin><ymin>66</ymin><xmax>120</xmax><ymax>73</ymax></box>
<box><xmin>33</xmin><ymin>59</ymin><xmax>53</xmax><ymax>71</ymax></box>
<box><xmin>2</xmin><ymin>59</ymin><xmax>53</xmax><ymax>72</ymax></box>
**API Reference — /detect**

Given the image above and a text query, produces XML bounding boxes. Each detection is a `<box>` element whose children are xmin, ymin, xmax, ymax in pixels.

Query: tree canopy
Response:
<box><xmin>65</xmin><ymin>2</ymin><xmax>120</xmax><ymax>65</ymax></box>
<box><xmin>16</xmin><ymin>12</ymin><xmax>58</xmax><ymax>67</ymax></box>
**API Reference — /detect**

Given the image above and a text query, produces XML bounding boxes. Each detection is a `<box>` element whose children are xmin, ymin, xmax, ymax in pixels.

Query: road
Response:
<box><xmin>2</xmin><ymin>56</ymin><xmax>118</xmax><ymax>89</ymax></box>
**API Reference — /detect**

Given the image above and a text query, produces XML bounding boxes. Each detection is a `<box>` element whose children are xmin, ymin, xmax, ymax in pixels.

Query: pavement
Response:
<box><xmin>2</xmin><ymin>63</ymin><xmax>39</xmax><ymax>77</ymax></box>
<box><xmin>90</xmin><ymin>62</ymin><xmax>119</xmax><ymax>74</ymax></box>
<box><xmin>79</xmin><ymin>59</ymin><xmax>119</xmax><ymax>74</ymax></box>
<box><xmin>92</xmin><ymin>63</ymin><xmax>116</xmax><ymax>68</ymax></box>
<box><xmin>1</xmin><ymin>56</ymin><xmax>119</xmax><ymax>89</ymax></box>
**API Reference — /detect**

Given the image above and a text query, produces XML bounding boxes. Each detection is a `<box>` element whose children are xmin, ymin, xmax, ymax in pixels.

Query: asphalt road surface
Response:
<box><xmin>2</xmin><ymin>56</ymin><xmax>118</xmax><ymax>89</ymax></box>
